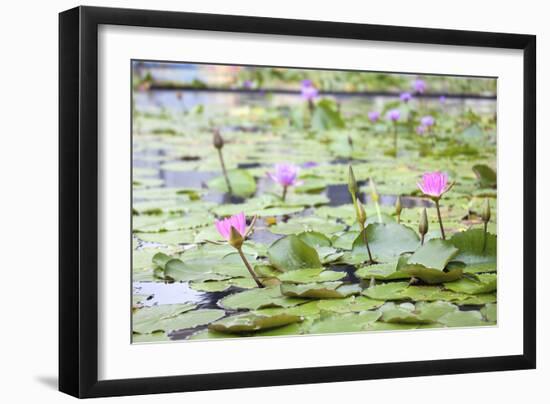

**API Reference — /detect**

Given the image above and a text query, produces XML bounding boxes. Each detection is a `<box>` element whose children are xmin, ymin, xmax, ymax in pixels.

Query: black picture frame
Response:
<box><xmin>59</xmin><ymin>5</ymin><xmax>536</xmax><ymax>398</ymax></box>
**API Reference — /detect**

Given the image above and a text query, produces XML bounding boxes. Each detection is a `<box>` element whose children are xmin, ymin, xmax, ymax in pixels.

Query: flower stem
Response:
<box><xmin>360</xmin><ymin>223</ymin><xmax>374</xmax><ymax>264</ymax></box>
<box><xmin>393</xmin><ymin>123</ymin><xmax>398</xmax><ymax>157</ymax></box>
<box><xmin>434</xmin><ymin>199</ymin><xmax>446</xmax><ymax>240</ymax></box>
<box><xmin>282</xmin><ymin>185</ymin><xmax>288</xmax><ymax>202</ymax></box>
<box><xmin>375</xmin><ymin>201</ymin><xmax>382</xmax><ymax>223</ymax></box>
<box><xmin>237</xmin><ymin>247</ymin><xmax>264</xmax><ymax>288</ymax></box>
<box><xmin>483</xmin><ymin>221</ymin><xmax>488</xmax><ymax>252</ymax></box>
<box><xmin>421</xmin><ymin>233</ymin><xmax>425</xmax><ymax>245</ymax></box>
<box><xmin>217</xmin><ymin>148</ymin><xmax>233</xmax><ymax>195</ymax></box>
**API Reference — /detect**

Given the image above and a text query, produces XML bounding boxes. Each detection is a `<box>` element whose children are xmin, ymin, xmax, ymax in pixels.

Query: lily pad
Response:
<box><xmin>451</xmin><ymin>229</ymin><xmax>496</xmax><ymax>270</ymax></box>
<box><xmin>407</xmin><ymin>239</ymin><xmax>459</xmax><ymax>271</ymax></box>
<box><xmin>308</xmin><ymin>311</ymin><xmax>381</xmax><ymax>334</ymax></box>
<box><xmin>277</xmin><ymin>268</ymin><xmax>346</xmax><ymax>283</ymax></box>
<box><xmin>133</xmin><ymin>303</ymin><xmax>199</xmax><ymax>333</ymax></box>
<box><xmin>352</xmin><ymin>223</ymin><xmax>420</xmax><ymax>262</ymax></box>
<box><xmin>209</xmin><ymin>312</ymin><xmax>302</xmax><ymax>334</ymax></box>
<box><xmin>355</xmin><ymin>262</ymin><xmax>410</xmax><ymax>280</ymax></box>
<box><xmin>219</xmin><ymin>286</ymin><xmax>307</xmax><ymax>310</ymax></box>
<box><xmin>207</xmin><ymin>169</ymin><xmax>257</xmax><ymax>197</ymax></box>
<box><xmin>472</xmin><ymin>164</ymin><xmax>497</xmax><ymax>188</ymax></box>
<box><xmin>438</xmin><ymin>310</ymin><xmax>490</xmax><ymax>327</ymax></box>
<box><xmin>281</xmin><ymin>282</ymin><xmax>361</xmax><ymax>298</ymax></box>
<box><xmin>481</xmin><ymin>303</ymin><xmax>497</xmax><ymax>322</ymax></box>
<box><xmin>267</xmin><ymin>235</ymin><xmax>322</xmax><ymax>272</ymax></box>
<box><xmin>317</xmin><ymin>296</ymin><xmax>383</xmax><ymax>313</ymax></box>
<box><xmin>444</xmin><ymin>273</ymin><xmax>497</xmax><ymax>294</ymax></box>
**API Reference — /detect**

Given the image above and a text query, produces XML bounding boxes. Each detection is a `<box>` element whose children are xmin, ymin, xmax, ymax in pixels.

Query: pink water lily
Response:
<box><xmin>213</xmin><ymin>212</ymin><xmax>263</xmax><ymax>288</ymax></box>
<box><xmin>301</xmin><ymin>79</ymin><xmax>318</xmax><ymax>101</ymax></box>
<box><xmin>417</xmin><ymin>171</ymin><xmax>449</xmax><ymax>198</ymax></box>
<box><xmin>267</xmin><ymin>163</ymin><xmax>302</xmax><ymax>187</ymax></box>
<box><xmin>368</xmin><ymin>111</ymin><xmax>380</xmax><ymax>123</ymax></box>
<box><xmin>387</xmin><ymin>109</ymin><xmax>401</xmax><ymax>121</ymax></box>
<box><xmin>400</xmin><ymin>92</ymin><xmax>412</xmax><ymax>102</ymax></box>
<box><xmin>413</xmin><ymin>79</ymin><xmax>426</xmax><ymax>94</ymax></box>
<box><xmin>215</xmin><ymin>212</ymin><xmax>246</xmax><ymax>241</ymax></box>
<box><xmin>420</xmin><ymin>115</ymin><xmax>435</xmax><ymax>127</ymax></box>
<box><xmin>417</xmin><ymin>171</ymin><xmax>452</xmax><ymax>240</ymax></box>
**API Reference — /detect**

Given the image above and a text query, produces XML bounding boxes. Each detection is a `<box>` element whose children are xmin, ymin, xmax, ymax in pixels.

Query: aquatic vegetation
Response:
<box><xmin>131</xmin><ymin>62</ymin><xmax>497</xmax><ymax>343</ymax></box>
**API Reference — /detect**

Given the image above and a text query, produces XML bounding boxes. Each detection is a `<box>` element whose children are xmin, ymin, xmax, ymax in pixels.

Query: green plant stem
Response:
<box><xmin>393</xmin><ymin>123</ymin><xmax>398</xmax><ymax>157</ymax></box>
<box><xmin>375</xmin><ymin>201</ymin><xmax>382</xmax><ymax>223</ymax></box>
<box><xmin>434</xmin><ymin>199</ymin><xmax>446</xmax><ymax>240</ymax></box>
<box><xmin>237</xmin><ymin>247</ymin><xmax>264</xmax><ymax>288</ymax></box>
<box><xmin>281</xmin><ymin>186</ymin><xmax>288</xmax><ymax>202</ymax></box>
<box><xmin>421</xmin><ymin>233</ymin><xmax>425</xmax><ymax>245</ymax></box>
<box><xmin>217</xmin><ymin>148</ymin><xmax>233</xmax><ymax>195</ymax></box>
<box><xmin>396</xmin><ymin>213</ymin><xmax>401</xmax><ymax>224</ymax></box>
<box><xmin>483</xmin><ymin>221</ymin><xmax>488</xmax><ymax>252</ymax></box>
<box><xmin>360</xmin><ymin>223</ymin><xmax>374</xmax><ymax>264</ymax></box>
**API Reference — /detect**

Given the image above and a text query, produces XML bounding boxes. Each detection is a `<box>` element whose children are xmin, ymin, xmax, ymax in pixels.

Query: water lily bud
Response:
<box><xmin>419</xmin><ymin>208</ymin><xmax>429</xmax><ymax>236</ymax></box>
<box><xmin>228</xmin><ymin>225</ymin><xmax>244</xmax><ymax>249</ymax></box>
<box><xmin>355</xmin><ymin>199</ymin><xmax>367</xmax><ymax>226</ymax></box>
<box><xmin>370</xmin><ymin>178</ymin><xmax>380</xmax><ymax>203</ymax></box>
<box><xmin>395</xmin><ymin>196</ymin><xmax>402</xmax><ymax>216</ymax></box>
<box><xmin>481</xmin><ymin>198</ymin><xmax>491</xmax><ymax>223</ymax></box>
<box><xmin>348</xmin><ymin>165</ymin><xmax>358</xmax><ymax>200</ymax></box>
<box><xmin>213</xmin><ymin>130</ymin><xmax>224</xmax><ymax>149</ymax></box>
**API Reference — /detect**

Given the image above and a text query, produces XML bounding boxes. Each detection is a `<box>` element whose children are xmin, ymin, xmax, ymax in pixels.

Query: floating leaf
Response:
<box><xmin>317</xmin><ymin>296</ymin><xmax>383</xmax><ymax>313</ymax></box>
<box><xmin>269</xmin><ymin>216</ymin><xmax>346</xmax><ymax>235</ymax></box>
<box><xmin>438</xmin><ymin>310</ymin><xmax>490</xmax><ymax>327</ymax></box>
<box><xmin>472</xmin><ymin>164</ymin><xmax>497</xmax><ymax>188</ymax></box>
<box><xmin>281</xmin><ymin>282</ymin><xmax>361</xmax><ymax>298</ymax></box>
<box><xmin>407</xmin><ymin>239</ymin><xmax>459</xmax><ymax>271</ymax></box>
<box><xmin>308</xmin><ymin>311</ymin><xmax>381</xmax><ymax>334</ymax></box>
<box><xmin>481</xmin><ymin>303</ymin><xmax>497</xmax><ymax>322</ymax></box>
<box><xmin>133</xmin><ymin>303</ymin><xmax>198</xmax><ymax>333</ymax></box>
<box><xmin>209</xmin><ymin>312</ymin><xmax>302</xmax><ymax>334</ymax></box>
<box><xmin>451</xmin><ymin>229</ymin><xmax>496</xmax><ymax>269</ymax></box>
<box><xmin>277</xmin><ymin>268</ymin><xmax>345</xmax><ymax>283</ymax></box>
<box><xmin>444</xmin><ymin>273</ymin><xmax>497</xmax><ymax>294</ymax></box>
<box><xmin>352</xmin><ymin>223</ymin><xmax>420</xmax><ymax>262</ymax></box>
<box><xmin>355</xmin><ymin>262</ymin><xmax>410</xmax><ymax>280</ymax></box>
<box><xmin>207</xmin><ymin>169</ymin><xmax>257</xmax><ymax>197</ymax></box>
<box><xmin>189</xmin><ymin>277</ymin><xmax>258</xmax><ymax>292</ymax></box>
<box><xmin>219</xmin><ymin>286</ymin><xmax>307</xmax><ymax>310</ymax></box>
<box><xmin>267</xmin><ymin>235</ymin><xmax>322</xmax><ymax>272</ymax></box>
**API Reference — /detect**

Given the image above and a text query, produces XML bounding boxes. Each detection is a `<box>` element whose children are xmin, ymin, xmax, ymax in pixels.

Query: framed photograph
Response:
<box><xmin>59</xmin><ymin>6</ymin><xmax>536</xmax><ymax>398</ymax></box>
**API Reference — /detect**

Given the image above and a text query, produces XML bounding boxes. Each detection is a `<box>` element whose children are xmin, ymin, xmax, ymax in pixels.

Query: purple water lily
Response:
<box><xmin>368</xmin><ymin>111</ymin><xmax>380</xmax><ymax>123</ymax></box>
<box><xmin>420</xmin><ymin>115</ymin><xmax>435</xmax><ymax>127</ymax></box>
<box><xmin>302</xmin><ymin>161</ymin><xmax>318</xmax><ymax>168</ymax></box>
<box><xmin>301</xmin><ymin>79</ymin><xmax>318</xmax><ymax>101</ymax></box>
<box><xmin>267</xmin><ymin>163</ymin><xmax>303</xmax><ymax>201</ymax></box>
<box><xmin>387</xmin><ymin>109</ymin><xmax>401</xmax><ymax>121</ymax></box>
<box><xmin>400</xmin><ymin>92</ymin><xmax>412</xmax><ymax>102</ymax></box>
<box><xmin>413</xmin><ymin>79</ymin><xmax>426</xmax><ymax>94</ymax></box>
<box><xmin>439</xmin><ymin>95</ymin><xmax>447</xmax><ymax>104</ymax></box>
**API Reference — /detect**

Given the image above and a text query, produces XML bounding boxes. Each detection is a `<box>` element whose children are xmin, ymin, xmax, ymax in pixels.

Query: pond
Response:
<box><xmin>132</xmin><ymin>68</ymin><xmax>497</xmax><ymax>343</ymax></box>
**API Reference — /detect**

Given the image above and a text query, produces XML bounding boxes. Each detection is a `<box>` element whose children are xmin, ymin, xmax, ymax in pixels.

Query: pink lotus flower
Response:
<box><xmin>417</xmin><ymin>171</ymin><xmax>449</xmax><ymax>199</ymax></box>
<box><xmin>368</xmin><ymin>111</ymin><xmax>380</xmax><ymax>122</ymax></box>
<box><xmin>387</xmin><ymin>109</ymin><xmax>401</xmax><ymax>122</ymax></box>
<box><xmin>267</xmin><ymin>163</ymin><xmax>302</xmax><ymax>187</ymax></box>
<box><xmin>413</xmin><ymin>79</ymin><xmax>426</xmax><ymax>94</ymax></box>
<box><xmin>215</xmin><ymin>212</ymin><xmax>246</xmax><ymax>241</ymax></box>
<box><xmin>301</xmin><ymin>79</ymin><xmax>318</xmax><ymax>101</ymax></box>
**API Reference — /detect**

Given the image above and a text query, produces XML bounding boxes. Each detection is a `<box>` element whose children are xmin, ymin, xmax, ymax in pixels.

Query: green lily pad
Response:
<box><xmin>207</xmin><ymin>169</ymin><xmax>257</xmax><ymax>197</ymax></box>
<box><xmin>132</xmin><ymin>303</ymin><xmax>198</xmax><ymax>333</ymax></box>
<box><xmin>136</xmin><ymin>229</ymin><xmax>196</xmax><ymax>245</ymax></box>
<box><xmin>269</xmin><ymin>216</ymin><xmax>346</xmax><ymax>235</ymax></box>
<box><xmin>132</xmin><ymin>331</ymin><xmax>170</xmax><ymax>343</ymax></box>
<box><xmin>444</xmin><ymin>273</ymin><xmax>497</xmax><ymax>294</ymax></box>
<box><xmin>219</xmin><ymin>286</ymin><xmax>307</xmax><ymax>310</ymax></box>
<box><xmin>451</xmin><ymin>229</ymin><xmax>496</xmax><ymax>269</ymax></box>
<box><xmin>267</xmin><ymin>235</ymin><xmax>322</xmax><ymax>272</ymax></box>
<box><xmin>308</xmin><ymin>311</ymin><xmax>381</xmax><ymax>334</ymax></box>
<box><xmin>481</xmin><ymin>303</ymin><xmax>497</xmax><ymax>322</ymax></box>
<box><xmin>379</xmin><ymin>301</ymin><xmax>457</xmax><ymax>324</ymax></box>
<box><xmin>281</xmin><ymin>282</ymin><xmax>361</xmax><ymax>298</ymax></box>
<box><xmin>277</xmin><ymin>267</ymin><xmax>346</xmax><ymax>283</ymax></box>
<box><xmin>189</xmin><ymin>277</ymin><xmax>258</xmax><ymax>292</ymax></box>
<box><xmin>362</xmin><ymin>281</ymin><xmax>410</xmax><ymax>300</ymax></box>
<box><xmin>317</xmin><ymin>296</ymin><xmax>383</xmax><ymax>313</ymax></box>
<box><xmin>400</xmin><ymin>264</ymin><xmax>463</xmax><ymax>284</ymax></box>
<box><xmin>352</xmin><ymin>223</ymin><xmax>420</xmax><ymax>262</ymax></box>
<box><xmin>438</xmin><ymin>310</ymin><xmax>491</xmax><ymax>327</ymax></box>
<box><xmin>355</xmin><ymin>262</ymin><xmax>410</xmax><ymax>280</ymax></box>
<box><xmin>472</xmin><ymin>164</ymin><xmax>497</xmax><ymax>188</ymax></box>
<box><xmin>209</xmin><ymin>312</ymin><xmax>302</xmax><ymax>334</ymax></box>
<box><xmin>407</xmin><ymin>239</ymin><xmax>459</xmax><ymax>271</ymax></box>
